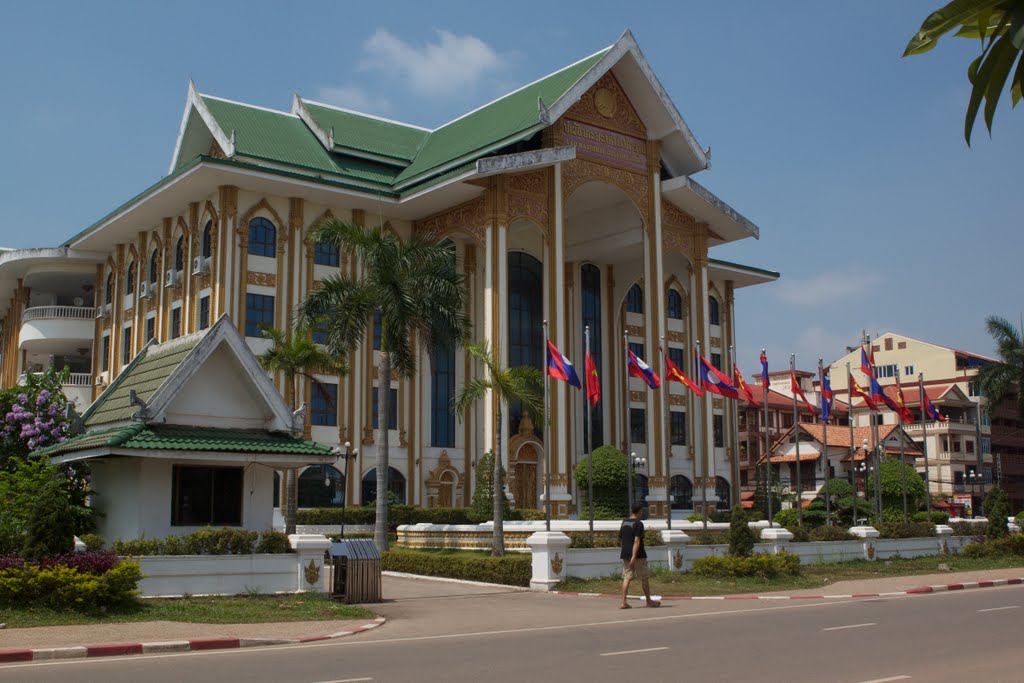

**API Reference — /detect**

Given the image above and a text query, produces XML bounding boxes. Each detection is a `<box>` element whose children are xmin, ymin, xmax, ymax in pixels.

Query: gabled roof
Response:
<box><xmin>297</xmin><ymin>98</ymin><xmax>430</xmax><ymax>164</ymax></box>
<box><xmin>767</xmin><ymin>422</ymin><xmax>922</xmax><ymax>462</ymax></box>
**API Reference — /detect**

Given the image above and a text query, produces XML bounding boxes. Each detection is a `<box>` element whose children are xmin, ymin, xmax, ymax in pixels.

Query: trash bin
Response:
<box><xmin>329</xmin><ymin>539</ymin><xmax>382</xmax><ymax>604</ymax></box>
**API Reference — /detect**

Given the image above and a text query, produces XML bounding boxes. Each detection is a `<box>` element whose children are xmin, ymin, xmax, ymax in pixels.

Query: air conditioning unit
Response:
<box><xmin>94</xmin><ymin>375</ymin><xmax>105</xmax><ymax>386</ymax></box>
<box><xmin>94</xmin><ymin>304</ymin><xmax>110</xmax><ymax>319</ymax></box>
<box><xmin>164</xmin><ymin>269</ymin><xmax>180</xmax><ymax>289</ymax></box>
<box><xmin>139</xmin><ymin>281</ymin><xmax>153</xmax><ymax>299</ymax></box>
<box><xmin>192</xmin><ymin>256</ymin><xmax>209</xmax><ymax>276</ymax></box>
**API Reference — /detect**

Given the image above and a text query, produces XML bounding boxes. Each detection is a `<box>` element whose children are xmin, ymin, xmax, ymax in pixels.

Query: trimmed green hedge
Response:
<box><xmin>297</xmin><ymin>506</ymin><xmax>547</xmax><ymax>526</ymax></box>
<box><xmin>382</xmin><ymin>550</ymin><xmax>531</xmax><ymax>587</ymax></box>
<box><xmin>113</xmin><ymin>529</ymin><xmax>290</xmax><ymax>556</ymax></box>
<box><xmin>911</xmin><ymin>511</ymin><xmax>950</xmax><ymax>524</ymax></box>
<box><xmin>963</xmin><ymin>533</ymin><xmax>1024</xmax><ymax>558</ymax></box>
<box><xmin>878</xmin><ymin>521</ymin><xmax>935</xmax><ymax>539</ymax></box>
<box><xmin>691</xmin><ymin>552</ymin><xmax>801</xmax><ymax>579</ymax></box>
<box><xmin>0</xmin><ymin>560</ymin><xmax>142</xmax><ymax>609</ymax></box>
<box><xmin>566</xmin><ymin>530</ymin><xmax>663</xmax><ymax>549</ymax></box>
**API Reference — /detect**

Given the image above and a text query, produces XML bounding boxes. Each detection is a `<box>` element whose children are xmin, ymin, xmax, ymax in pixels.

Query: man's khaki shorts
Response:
<box><xmin>623</xmin><ymin>558</ymin><xmax>649</xmax><ymax>581</ymax></box>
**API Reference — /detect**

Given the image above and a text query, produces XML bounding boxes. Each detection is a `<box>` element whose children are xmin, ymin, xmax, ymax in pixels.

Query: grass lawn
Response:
<box><xmin>556</xmin><ymin>554</ymin><xmax>1024</xmax><ymax>597</ymax></box>
<box><xmin>0</xmin><ymin>593</ymin><xmax>376</xmax><ymax>629</ymax></box>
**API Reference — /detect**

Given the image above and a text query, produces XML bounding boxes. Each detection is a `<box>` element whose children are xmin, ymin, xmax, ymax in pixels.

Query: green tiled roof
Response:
<box><xmin>35</xmin><ymin>424</ymin><xmax>331</xmax><ymax>458</ymax></box>
<box><xmin>84</xmin><ymin>334</ymin><xmax>202</xmax><ymax>427</ymax></box>
<box><xmin>304</xmin><ymin>103</ymin><xmax>428</xmax><ymax>162</ymax></box>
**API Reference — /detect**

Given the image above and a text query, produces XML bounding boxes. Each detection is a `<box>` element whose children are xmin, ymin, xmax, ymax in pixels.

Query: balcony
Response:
<box><xmin>19</xmin><ymin>306</ymin><xmax>96</xmax><ymax>350</ymax></box>
<box><xmin>903</xmin><ymin>419</ymin><xmax>989</xmax><ymax>436</ymax></box>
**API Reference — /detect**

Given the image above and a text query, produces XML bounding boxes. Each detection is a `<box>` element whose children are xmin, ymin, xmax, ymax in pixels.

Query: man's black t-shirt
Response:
<box><xmin>619</xmin><ymin>518</ymin><xmax>647</xmax><ymax>560</ymax></box>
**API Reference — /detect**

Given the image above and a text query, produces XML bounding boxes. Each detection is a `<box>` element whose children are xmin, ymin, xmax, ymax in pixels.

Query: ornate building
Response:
<box><xmin>0</xmin><ymin>31</ymin><xmax>777</xmax><ymax>518</ymax></box>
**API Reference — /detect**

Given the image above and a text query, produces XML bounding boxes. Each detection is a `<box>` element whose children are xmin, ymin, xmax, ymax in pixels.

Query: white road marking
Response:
<box><xmin>855</xmin><ymin>676</ymin><xmax>910</xmax><ymax>683</ymax></box>
<box><xmin>600</xmin><ymin>646</ymin><xmax>669</xmax><ymax>657</ymax></box>
<box><xmin>314</xmin><ymin>678</ymin><xmax>373</xmax><ymax>683</ymax></box>
<box><xmin>978</xmin><ymin>605</ymin><xmax>1019</xmax><ymax>612</ymax></box>
<box><xmin>823</xmin><ymin>622</ymin><xmax>876</xmax><ymax>631</ymax></box>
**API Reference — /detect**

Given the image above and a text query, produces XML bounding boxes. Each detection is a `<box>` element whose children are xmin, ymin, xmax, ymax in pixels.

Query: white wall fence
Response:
<box><xmin>132</xmin><ymin>534</ymin><xmax>331</xmax><ymax>598</ymax></box>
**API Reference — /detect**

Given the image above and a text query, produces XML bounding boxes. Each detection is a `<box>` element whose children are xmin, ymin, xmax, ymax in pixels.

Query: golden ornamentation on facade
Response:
<box><xmin>463</xmin><ymin>245</ymin><xmax>477</xmax><ymax>273</ymax></box>
<box><xmin>564</xmin><ymin>72</ymin><xmax>646</xmax><ymax>139</ymax></box>
<box><xmin>648</xmin><ymin>476</ymin><xmax>666</xmax><ymax>488</ymax></box>
<box><xmin>709</xmin><ymin>336</ymin><xmax>722</xmax><ymax>348</ymax></box>
<box><xmin>594</xmin><ymin>87</ymin><xmax>617</xmax><ymax>118</ymax></box>
<box><xmin>625</xmin><ymin>324</ymin><xmax>643</xmax><ymax>337</ymax></box>
<box><xmin>506</xmin><ymin>192</ymin><xmax>548</xmax><ymax>231</ymax></box>
<box><xmin>413</xmin><ymin>196</ymin><xmax>486</xmax><ymax>246</ymax></box>
<box><xmin>712</xmin><ymin>398</ymin><xmax>724</xmax><ymax>409</ymax></box>
<box><xmin>560</xmin><ymin>157</ymin><xmax>650</xmax><ymax>226</ymax></box>
<box><xmin>238</xmin><ymin>198</ymin><xmax>286</xmax><ymax>240</ymax></box>
<box><xmin>669</xmin><ymin>395</ymin><xmax>688</xmax><ymax>407</ymax></box>
<box><xmin>247</xmin><ymin>272</ymin><xmax>276</xmax><ymax>287</ymax></box>
<box><xmin>549</xmin><ymin>474</ymin><xmax>568</xmax><ymax>487</ymax></box>
<box><xmin>666</xmin><ymin>331</ymin><xmax>686</xmax><ymax>343</ymax></box>
<box><xmin>629</xmin><ymin>390</ymin><xmax>644</xmax><ymax>403</ymax></box>
<box><xmin>507</xmin><ymin>169</ymin><xmax>546</xmax><ymax>195</ymax></box>
<box><xmin>550</xmin><ymin>552</ymin><xmax>563</xmax><ymax>575</ymax></box>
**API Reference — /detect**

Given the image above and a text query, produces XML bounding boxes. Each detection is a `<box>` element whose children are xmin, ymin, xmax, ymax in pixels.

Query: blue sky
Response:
<box><xmin>1</xmin><ymin>1</ymin><xmax>1020</xmax><ymax>372</ymax></box>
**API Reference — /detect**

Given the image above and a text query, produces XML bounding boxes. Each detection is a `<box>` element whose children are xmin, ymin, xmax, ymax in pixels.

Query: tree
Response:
<box><xmin>977</xmin><ymin>315</ymin><xmax>1024</xmax><ymax>419</ymax></box>
<box><xmin>470</xmin><ymin>451</ymin><xmax>510</xmax><ymax>523</ymax></box>
<box><xmin>728</xmin><ymin>507</ymin><xmax>756</xmax><ymax>558</ymax></box>
<box><xmin>298</xmin><ymin>221</ymin><xmax>470</xmax><ymax>552</ymax></box>
<box><xmin>573</xmin><ymin>445</ymin><xmax>629</xmax><ymax>519</ymax></box>
<box><xmin>0</xmin><ymin>368</ymin><xmax>74</xmax><ymax>470</ymax></box>
<box><xmin>257</xmin><ymin>323</ymin><xmax>345</xmax><ymax>535</ymax></box>
<box><xmin>866</xmin><ymin>457</ymin><xmax>927</xmax><ymax>514</ymax></box>
<box><xmin>20</xmin><ymin>478</ymin><xmax>76</xmax><ymax>560</ymax></box>
<box><xmin>983</xmin><ymin>485</ymin><xmax>1011</xmax><ymax>537</ymax></box>
<box><xmin>904</xmin><ymin>0</ymin><xmax>1024</xmax><ymax>144</ymax></box>
<box><xmin>453</xmin><ymin>340</ymin><xmax>543</xmax><ymax>557</ymax></box>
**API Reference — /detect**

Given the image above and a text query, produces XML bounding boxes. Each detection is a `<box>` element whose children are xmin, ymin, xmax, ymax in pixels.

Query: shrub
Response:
<box><xmin>254</xmin><ymin>530</ymin><xmax>290</xmax><ymax>554</ymax></box>
<box><xmin>79</xmin><ymin>533</ymin><xmax>106</xmax><ymax>551</ymax></box>
<box><xmin>819</xmin><ymin>478</ymin><xmax>854</xmax><ymax>500</ymax></box>
<box><xmin>911</xmin><ymin>511</ymin><xmax>950</xmax><ymax>524</ymax></box>
<box><xmin>688</xmin><ymin>530</ymin><xmax>729</xmax><ymax>545</ymax></box>
<box><xmin>728</xmin><ymin>509</ymin><xmax>755</xmax><ymax>558</ymax></box>
<box><xmin>41</xmin><ymin>551</ymin><xmax>122</xmax><ymax>575</ymax></box>
<box><xmin>808</xmin><ymin>526</ymin><xmax>856</xmax><ymax>542</ymax></box>
<box><xmin>687</xmin><ymin>514</ymin><xmax>705</xmax><ymax>522</ymax></box>
<box><xmin>878</xmin><ymin>521</ymin><xmax>935</xmax><ymax>539</ymax></box>
<box><xmin>1015</xmin><ymin>511</ymin><xmax>1024</xmax><ymax>527</ymax></box>
<box><xmin>511</xmin><ymin>509</ymin><xmax>547</xmax><ymax>521</ymax></box>
<box><xmin>772</xmin><ymin>509</ymin><xmax>799</xmax><ymax>528</ymax></box>
<box><xmin>984</xmin><ymin>486</ymin><xmax>1010</xmax><ymax>538</ymax></box>
<box><xmin>382</xmin><ymin>550</ymin><xmax>530</xmax><ymax>586</ymax></box>
<box><xmin>574</xmin><ymin>446</ymin><xmax>629</xmax><ymax>519</ymax></box>
<box><xmin>21</xmin><ymin>479</ymin><xmax>77</xmax><ymax>560</ymax></box>
<box><xmin>567</xmin><ymin>532</ymin><xmax>617</xmax><ymax>549</ymax></box>
<box><xmin>113</xmin><ymin>529</ymin><xmax>292</xmax><ymax>556</ymax></box>
<box><xmin>962</xmin><ymin>533</ymin><xmax>1024</xmax><ymax>558</ymax></box>
<box><xmin>786</xmin><ymin>525</ymin><xmax>810</xmax><ymax>543</ymax></box>
<box><xmin>691</xmin><ymin>552</ymin><xmax>801</xmax><ymax>579</ymax></box>
<box><xmin>950</xmin><ymin>521</ymin><xmax>984</xmax><ymax>538</ymax></box>
<box><xmin>0</xmin><ymin>557</ymin><xmax>142</xmax><ymax>609</ymax></box>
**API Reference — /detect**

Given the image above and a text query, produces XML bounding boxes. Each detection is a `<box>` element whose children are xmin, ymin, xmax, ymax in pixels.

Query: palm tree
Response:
<box><xmin>257</xmin><ymin>323</ymin><xmax>346</xmax><ymax>535</ymax></box>
<box><xmin>298</xmin><ymin>220</ymin><xmax>470</xmax><ymax>552</ymax></box>
<box><xmin>978</xmin><ymin>315</ymin><xmax>1024</xmax><ymax>419</ymax></box>
<box><xmin>453</xmin><ymin>340</ymin><xmax>544</xmax><ymax>557</ymax></box>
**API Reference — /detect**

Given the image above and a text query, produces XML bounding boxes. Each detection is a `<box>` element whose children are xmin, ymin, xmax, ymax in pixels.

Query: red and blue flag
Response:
<box><xmin>546</xmin><ymin>341</ymin><xmax>581</xmax><ymax>389</ymax></box>
<box><xmin>820</xmin><ymin>368</ymin><xmax>833</xmax><ymax>421</ymax></box>
<box><xmin>792</xmin><ymin>368</ymin><xmax>817</xmax><ymax>416</ymax></box>
<box><xmin>627</xmin><ymin>347</ymin><xmax>660</xmax><ymax>389</ymax></box>
<box><xmin>922</xmin><ymin>390</ymin><xmax>948</xmax><ymax>422</ymax></box>
<box><xmin>697</xmin><ymin>352</ymin><xmax>738</xmax><ymax>399</ymax></box>
<box><xmin>860</xmin><ymin>345</ymin><xmax>874</xmax><ymax>377</ymax></box>
<box><xmin>760</xmin><ymin>351</ymin><xmax>769</xmax><ymax>386</ymax></box>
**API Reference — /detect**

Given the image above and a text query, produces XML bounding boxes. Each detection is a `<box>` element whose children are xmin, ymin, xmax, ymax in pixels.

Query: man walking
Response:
<box><xmin>620</xmin><ymin>502</ymin><xmax>660</xmax><ymax>609</ymax></box>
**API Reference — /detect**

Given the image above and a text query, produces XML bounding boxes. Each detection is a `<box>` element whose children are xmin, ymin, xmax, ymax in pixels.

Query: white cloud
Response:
<box><xmin>358</xmin><ymin>28</ymin><xmax>505</xmax><ymax>97</ymax></box>
<box><xmin>315</xmin><ymin>85</ymin><xmax>391</xmax><ymax>115</ymax></box>
<box><xmin>773</xmin><ymin>269</ymin><xmax>882</xmax><ymax>307</ymax></box>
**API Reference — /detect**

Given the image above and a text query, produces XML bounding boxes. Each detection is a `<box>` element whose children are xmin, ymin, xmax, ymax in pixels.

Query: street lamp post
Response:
<box><xmin>967</xmin><ymin>470</ymin><xmax>980</xmax><ymax>518</ymax></box>
<box><xmin>332</xmin><ymin>441</ymin><xmax>358</xmax><ymax>537</ymax></box>
<box><xmin>629</xmin><ymin>453</ymin><xmax>647</xmax><ymax>514</ymax></box>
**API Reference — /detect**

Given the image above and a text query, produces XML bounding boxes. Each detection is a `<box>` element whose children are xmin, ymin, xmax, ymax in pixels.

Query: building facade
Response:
<box><xmin>0</xmin><ymin>32</ymin><xmax>777</xmax><ymax>517</ymax></box>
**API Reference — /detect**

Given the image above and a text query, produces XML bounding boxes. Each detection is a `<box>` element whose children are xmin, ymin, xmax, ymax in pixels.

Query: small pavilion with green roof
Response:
<box><xmin>35</xmin><ymin>315</ymin><xmax>336</xmax><ymax>543</ymax></box>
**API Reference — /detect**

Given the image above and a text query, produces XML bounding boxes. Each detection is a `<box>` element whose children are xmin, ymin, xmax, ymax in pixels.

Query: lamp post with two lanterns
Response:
<box><xmin>330</xmin><ymin>441</ymin><xmax>358</xmax><ymax>537</ymax></box>
<box><xmin>627</xmin><ymin>451</ymin><xmax>647</xmax><ymax>514</ymax></box>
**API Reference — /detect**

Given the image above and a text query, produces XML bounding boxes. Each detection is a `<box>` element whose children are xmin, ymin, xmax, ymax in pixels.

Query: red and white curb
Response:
<box><xmin>554</xmin><ymin>577</ymin><xmax>1024</xmax><ymax>602</ymax></box>
<box><xmin>0</xmin><ymin>617</ymin><xmax>385</xmax><ymax>664</ymax></box>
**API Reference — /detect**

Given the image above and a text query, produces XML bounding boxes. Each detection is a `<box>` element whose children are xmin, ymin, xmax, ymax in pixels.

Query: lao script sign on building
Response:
<box><xmin>562</xmin><ymin>118</ymin><xmax>647</xmax><ymax>173</ymax></box>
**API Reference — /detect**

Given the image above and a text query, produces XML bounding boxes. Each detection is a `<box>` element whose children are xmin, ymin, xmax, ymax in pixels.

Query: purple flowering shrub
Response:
<box><xmin>2</xmin><ymin>385</ymin><xmax>71</xmax><ymax>455</ymax></box>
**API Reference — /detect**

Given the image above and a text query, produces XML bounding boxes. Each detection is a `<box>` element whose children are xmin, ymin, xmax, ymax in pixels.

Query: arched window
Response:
<box><xmin>174</xmin><ymin>236</ymin><xmax>185</xmax><ymax>272</ymax></box>
<box><xmin>670</xmin><ymin>475</ymin><xmax>693</xmax><ymax>510</ymax></box>
<box><xmin>125</xmin><ymin>261</ymin><xmax>134</xmax><ymax>295</ymax></box>
<box><xmin>431</xmin><ymin>240</ymin><xmax>456</xmax><ymax>448</ymax></box>
<box><xmin>248</xmin><ymin>217</ymin><xmax>276</xmax><ymax>257</ymax></box>
<box><xmin>149</xmin><ymin>249</ymin><xmax>158</xmax><ymax>284</ymax></box>
<box><xmin>314</xmin><ymin>240</ymin><xmax>340</xmax><ymax>267</ymax></box>
<box><xmin>715</xmin><ymin>476</ymin><xmax>731</xmax><ymax>510</ymax></box>
<box><xmin>361</xmin><ymin>467</ymin><xmax>406</xmax><ymax>506</ymax></box>
<box><xmin>667</xmin><ymin>289</ymin><xmax>682</xmax><ymax>319</ymax></box>
<box><xmin>202</xmin><ymin>221</ymin><xmax>213</xmax><ymax>259</ymax></box>
<box><xmin>507</xmin><ymin>252</ymin><xmax>543</xmax><ymax>436</ymax></box>
<box><xmin>708</xmin><ymin>295</ymin><xmax>720</xmax><ymax>326</ymax></box>
<box><xmin>104</xmin><ymin>273</ymin><xmax>113</xmax><ymax>305</ymax></box>
<box><xmin>626</xmin><ymin>284</ymin><xmax>643</xmax><ymax>314</ymax></box>
<box><xmin>298</xmin><ymin>465</ymin><xmax>345</xmax><ymax>508</ymax></box>
<box><xmin>581</xmin><ymin>264</ymin><xmax>603</xmax><ymax>448</ymax></box>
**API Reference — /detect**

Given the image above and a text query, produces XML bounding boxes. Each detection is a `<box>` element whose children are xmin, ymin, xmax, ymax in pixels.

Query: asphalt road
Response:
<box><xmin>3</xmin><ymin>585</ymin><xmax>1022</xmax><ymax>682</ymax></box>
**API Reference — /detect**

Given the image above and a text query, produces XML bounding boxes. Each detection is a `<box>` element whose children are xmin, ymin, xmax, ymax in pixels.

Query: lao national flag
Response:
<box><xmin>760</xmin><ymin>352</ymin><xmax>769</xmax><ymax>386</ymax></box>
<box><xmin>791</xmin><ymin>368</ymin><xmax>817</xmax><ymax>416</ymax></box>
<box><xmin>627</xmin><ymin>347</ymin><xmax>660</xmax><ymax>389</ymax></box>
<box><xmin>546</xmin><ymin>341</ymin><xmax>581</xmax><ymax>389</ymax></box>
<box><xmin>734</xmin><ymin>364</ymin><xmax>759</xmax><ymax>406</ymax></box>
<box><xmin>664</xmin><ymin>347</ymin><xmax>702</xmax><ymax>396</ymax></box>
<box><xmin>850</xmin><ymin>373</ymin><xmax>879</xmax><ymax>411</ymax></box>
<box><xmin>585</xmin><ymin>351</ymin><xmax>600</xmax><ymax>407</ymax></box>
<box><xmin>922</xmin><ymin>390</ymin><xmax>948</xmax><ymax>422</ymax></box>
<box><xmin>820</xmin><ymin>369</ymin><xmax>833</xmax><ymax>421</ymax></box>
<box><xmin>698</xmin><ymin>352</ymin><xmax>739</xmax><ymax>399</ymax></box>
<box><xmin>860</xmin><ymin>345</ymin><xmax>874</xmax><ymax>377</ymax></box>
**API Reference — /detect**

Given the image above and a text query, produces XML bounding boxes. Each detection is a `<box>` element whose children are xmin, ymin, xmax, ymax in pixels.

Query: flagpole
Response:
<box><xmin>763</xmin><ymin>349</ymin><xmax>772</xmax><ymax>526</ymax></box>
<box><xmin>696</xmin><ymin>340</ymin><xmax>707</xmax><ymax>532</ymax></box>
<box><xmin>585</xmin><ymin>325</ymin><xmax>593</xmax><ymax>536</ymax></box>
<box><xmin>662</xmin><ymin>337</ymin><xmax>672</xmax><ymax>530</ymax></box>
<box><xmin>920</xmin><ymin>373</ymin><xmax>932</xmax><ymax>520</ymax></box>
<box><xmin>624</xmin><ymin>333</ymin><xmax>632</xmax><ymax>513</ymax></box>
<box><xmin>820</xmin><ymin>357</ymin><xmax>831</xmax><ymax>527</ymax></box>
<box><xmin>896</xmin><ymin>372</ymin><xmax>908</xmax><ymax>522</ymax></box>
<box><xmin>730</xmin><ymin>344</ymin><xmax>740</xmax><ymax>515</ymax></box>
<box><xmin>542</xmin><ymin>320</ymin><xmax>551</xmax><ymax>532</ymax></box>
<box><xmin>792</xmin><ymin>353</ymin><xmax>802</xmax><ymax>526</ymax></box>
<box><xmin>847</xmin><ymin>363</ymin><xmax>857</xmax><ymax>524</ymax></box>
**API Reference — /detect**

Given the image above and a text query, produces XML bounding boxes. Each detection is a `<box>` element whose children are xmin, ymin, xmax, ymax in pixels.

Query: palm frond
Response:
<box><xmin>453</xmin><ymin>377</ymin><xmax>492</xmax><ymax>419</ymax></box>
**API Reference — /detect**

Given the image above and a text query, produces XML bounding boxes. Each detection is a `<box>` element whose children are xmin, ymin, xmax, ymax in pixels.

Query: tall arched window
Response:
<box><xmin>626</xmin><ymin>283</ymin><xmax>643</xmax><ymax>314</ymax></box>
<box><xmin>708</xmin><ymin>295</ymin><xmax>720</xmax><ymax>326</ymax></box>
<box><xmin>248</xmin><ymin>217</ymin><xmax>276</xmax><ymax>257</ymax></box>
<box><xmin>507</xmin><ymin>252</ymin><xmax>543</xmax><ymax>436</ymax></box>
<box><xmin>431</xmin><ymin>241</ymin><xmax>456</xmax><ymax>448</ymax></box>
<box><xmin>174</xmin><ymin>236</ymin><xmax>185</xmax><ymax>272</ymax></box>
<box><xmin>715</xmin><ymin>475</ymin><xmax>731</xmax><ymax>510</ymax></box>
<box><xmin>670</xmin><ymin>475</ymin><xmax>693</xmax><ymax>510</ymax></box>
<box><xmin>104</xmin><ymin>273</ymin><xmax>113</xmax><ymax>305</ymax></box>
<box><xmin>581</xmin><ymin>264</ymin><xmax>603</xmax><ymax>448</ymax></box>
<box><xmin>125</xmin><ymin>261</ymin><xmax>135</xmax><ymax>295</ymax></box>
<box><xmin>361</xmin><ymin>467</ymin><xmax>406</xmax><ymax>506</ymax></box>
<box><xmin>149</xmin><ymin>249</ymin><xmax>158</xmax><ymax>284</ymax></box>
<box><xmin>298</xmin><ymin>465</ymin><xmax>344</xmax><ymax>508</ymax></box>
<box><xmin>202</xmin><ymin>221</ymin><xmax>213</xmax><ymax>259</ymax></box>
<box><xmin>667</xmin><ymin>289</ymin><xmax>682</xmax><ymax>319</ymax></box>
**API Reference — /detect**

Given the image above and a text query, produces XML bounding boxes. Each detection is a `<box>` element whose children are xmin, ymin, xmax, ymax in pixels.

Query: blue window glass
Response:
<box><xmin>629</xmin><ymin>342</ymin><xmax>645</xmax><ymax>361</ymax></box>
<box><xmin>431</xmin><ymin>343</ymin><xmax>456</xmax><ymax>447</ymax></box>
<box><xmin>630</xmin><ymin>408</ymin><xmax>646</xmax><ymax>444</ymax></box>
<box><xmin>626</xmin><ymin>284</ymin><xmax>643</xmax><ymax>314</ymax></box>
<box><xmin>311</xmin><ymin>381</ymin><xmax>338</xmax><ymax>426</ymax></box>
<box><xmin>507</xmin><ymin>252</ymin><xmax>543</xmax><ymax>436</ymax></box>
<box><xmin>708</xmin><ymin>295</ymin><xmax>720</xmax><ymax>326</ymax></box>
<box><xmin>248</xmin><ymin>217</ymin><xmax>276</xmax><ymax>258</ymax></box>
<box><xmin>313</xmin><ymin>318</ymin><xmax>329</xmax><ymax>345</ymax></box>
<box><xmin>581</xmin><ymin>264</ymin><xmax>602</xmax><ymax>448</ymax></box>
<box><xmin>175</xmin><ymin>236</ymin><xmax>185</xmax><ymax>272</ymax></box>
<box><xmin>245</xmin><ymin>293</ymin><xmax>274</xmax><ymax>337</ymax></box>
<box><xmin>670</xmin><ymin>410</ymin><xmax>687</xmax><ymax>446</ymax></box>
<box><xmin>668</xmin><ymin>346</ymin><xmax>685</xmax><ymax>370</ymax></box>
<box><xmin>372</xmin><ymin>387</ymin><xmax>398</xmax><ymax>430</ymax></box>
<box><xmin>713</xmin><ymin>414</ymin><xmax>724</xmax><ymax>447</ymax></box>
<box><xmin>125</xmin><ymin>262</ymin><xmax>134</xmax><ymax>295</ymax></box>
<box><xmin>171</xmin><ymin>307</ymin><xmax>181</xmax><ymax>339</ymax></box>
<box><xmin>361</xmin><ymin>467</ymin><xmax>406</xmax><ymax>506</ymax></box>
<box><xmin>372</xmin><ymin>310</ymin><xmax>382</xmax><ymax>351</ymax></box>
<box><xmin>199</xmin><ymin>295</ymin><xmax>210</xmax><ymax>330</ymax></box>
<box><xmin>711</xmin><ymin>352</ymin><xmax>722</xmax><ymax>371</ymax></box>
<box><xmin>122</xmin><ymin>326</ymin><xmax>132</xmax><ymax>364</ymax></box>
<box><xmin>667</xmin><ymin>289</ymin><xmax>682</xmax><ymax>319</ymax></box>
<box><xmin>202</xmin><ymin>221</ymin><xmax>213</xmax><ymax>259</ymax></box>
<box><xmin>314</xmin><ymin>241</ymin><xmax>340</xmax><ymax>267</ymax></box>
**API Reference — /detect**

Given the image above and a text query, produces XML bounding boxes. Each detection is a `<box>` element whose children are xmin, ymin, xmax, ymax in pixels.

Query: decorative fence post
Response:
<box><xmin>527</xmin><ymin>531</ymin><xmax>571</xmax><ymax>592</ymax></box>
<box><xmin>660</xmin><ymin>529</ymin><xmax>691</xmax><ymax>572</ymax></box>
<box><xmin>289</xmin><ymin>534</ymin><xmax>332</xmax><ymax>592</ymax></box>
